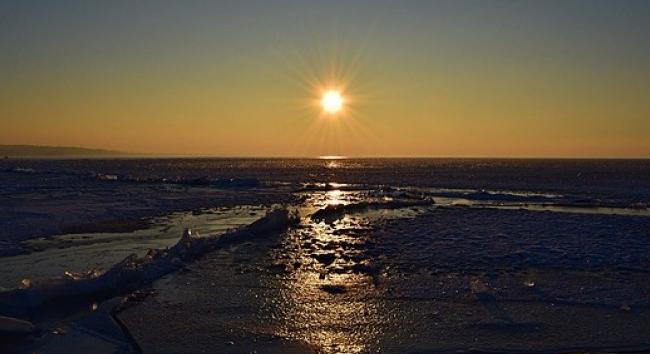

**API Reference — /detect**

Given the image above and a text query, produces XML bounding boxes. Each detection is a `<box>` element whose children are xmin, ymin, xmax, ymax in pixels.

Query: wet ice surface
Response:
<box><xmin>0</xmin><ymin>206</ymin><xmax>266</xmax><ymax>289</ymax></box>
<box><xmin>2</xmin><ymin>158</ymin><xmax>650</xmax><ymax>353</ymax></box>
<box><xmin>118</xmin><ymin>188</ymin><xmax>650</xmax><ymax>354</ymax></box>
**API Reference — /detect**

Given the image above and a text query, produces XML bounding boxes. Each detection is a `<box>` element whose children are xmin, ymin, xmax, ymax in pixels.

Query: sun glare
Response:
<box><xmin>321</xmin><ymin>90</ymin><xmax>344</xmax><ymax>114</ymax></box>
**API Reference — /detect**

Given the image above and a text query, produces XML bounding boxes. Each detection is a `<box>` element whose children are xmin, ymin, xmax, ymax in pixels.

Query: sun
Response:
<box><xmin>321</xmin><ymin>90</ymin><xmax>344</xmax><ymax>114</ymax></box>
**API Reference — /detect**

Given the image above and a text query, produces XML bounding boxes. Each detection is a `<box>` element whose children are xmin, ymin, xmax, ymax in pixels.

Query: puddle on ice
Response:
<box><xmin>488</xmin><ymin>203</ymin><xmax>650</xmax><ymax>216</ymax></box>
<box><xmin>0</xmin><ymin>205</ymin><xmax>266</xmax><ymax>289</ymax></box>
<box><xmin>433</xmin><ymin>197</ymin><xmax>650</xmax><ymax>217</ymax></box>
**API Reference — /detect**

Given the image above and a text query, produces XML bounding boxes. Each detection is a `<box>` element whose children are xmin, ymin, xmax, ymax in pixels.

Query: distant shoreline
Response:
<box><xmin>0</xmin><ymin>145</ymin><xmax>128</xmax><ymax>158</ymax></box>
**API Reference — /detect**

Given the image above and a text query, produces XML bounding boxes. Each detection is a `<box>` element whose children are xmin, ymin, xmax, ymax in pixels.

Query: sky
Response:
<box><xmin>1</xmin><ymin>0</ymin><xmax>649</xmax><ymax>157</ymax></box>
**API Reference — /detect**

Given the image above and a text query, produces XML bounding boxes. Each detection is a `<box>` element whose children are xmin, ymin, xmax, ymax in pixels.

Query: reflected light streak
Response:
<box><xmin>264</xmin><ymin>187</ymin><xmax>387</xmax><ymax>353</ymax></box>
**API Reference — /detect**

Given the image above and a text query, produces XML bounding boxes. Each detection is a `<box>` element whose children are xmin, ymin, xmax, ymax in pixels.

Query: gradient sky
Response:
<box><xmin>1</xmin><ymin>0</ymin><xmax>649</xmax><ymax>157</ymax></box>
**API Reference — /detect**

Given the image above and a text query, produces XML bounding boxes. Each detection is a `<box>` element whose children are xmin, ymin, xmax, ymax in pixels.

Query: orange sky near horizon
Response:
<box><xmin>1</xmin><ymin>1</ymin><xmax>649</xmax><ymax>158</ymax></box>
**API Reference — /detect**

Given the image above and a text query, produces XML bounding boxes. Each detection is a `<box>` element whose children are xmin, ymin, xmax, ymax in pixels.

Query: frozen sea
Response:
<box><xmin>1</xmin><ymin>158</ymin><xmax>650</xmax><ymax>353</ymax></box>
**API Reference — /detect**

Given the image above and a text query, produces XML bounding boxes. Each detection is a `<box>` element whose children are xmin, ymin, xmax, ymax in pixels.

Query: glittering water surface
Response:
<box><xmin>266</xmin><ymin>191</ymin><xmax>387</xmax><ymax>353</ymax></box>
<box><xmin>114</xmin><ymin>185</ymin><xmax>650</xmax><ymax>353</ymax></box>
<box><xmin>2</xmin><ymin>158</ymin><xmax>650</xmax><ymax>353</ymax></box>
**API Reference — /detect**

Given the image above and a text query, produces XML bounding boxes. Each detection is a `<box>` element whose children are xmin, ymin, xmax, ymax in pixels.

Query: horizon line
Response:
<box><xmin>2</xmin><ymin>144</ymin><xmax>649</xmax><ymax>160</ymax></box>
<box><xmin>5</xmin><ymin>154</ymin><xmax>650</xmax><ymax>160</ymax></box>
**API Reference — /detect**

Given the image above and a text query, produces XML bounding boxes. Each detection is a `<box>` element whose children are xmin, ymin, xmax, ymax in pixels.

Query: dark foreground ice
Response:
<box><xmin>117</xmin><ymin>192</ymin><xmax>650</xmax><ymax>354</ymax></box>
<box><xmin>1</xmin><ymin>158</ymin><xmax>649</xmax><ymax>353</ymax></box>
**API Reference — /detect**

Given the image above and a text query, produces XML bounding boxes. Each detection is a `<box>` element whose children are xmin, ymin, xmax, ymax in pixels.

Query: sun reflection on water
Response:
<box><xmin>326</xmin><ymin>161</ymin><xmax>340</xmax><ymax>169</ymax></box>
<box><xmin>264</xmin><ymin>187</ymin><xmax>387</xmax><ymax>353</ymax></box>
<box><xmin>275</xmin><ymin>270</ymin><xmax>385</xmax><ymax>354</ymax></box>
